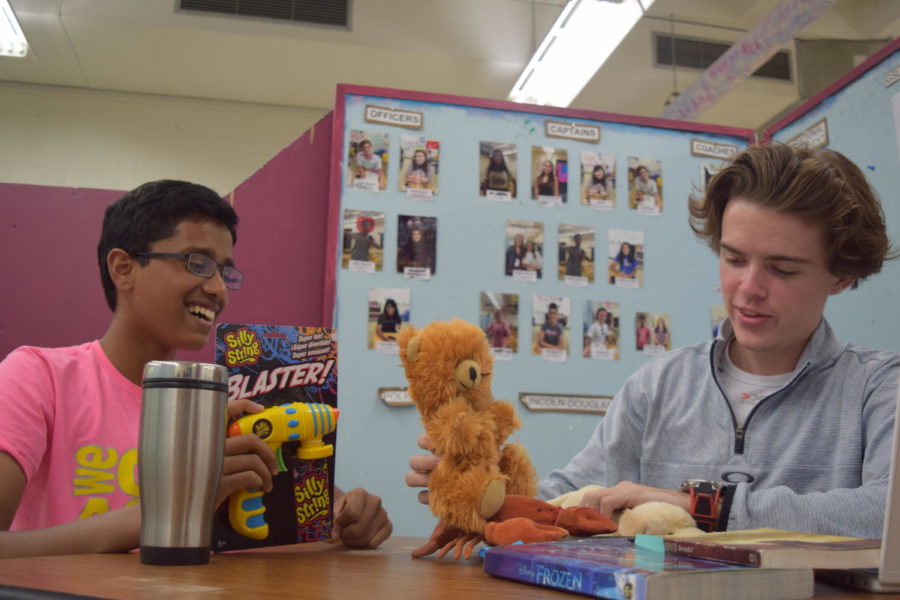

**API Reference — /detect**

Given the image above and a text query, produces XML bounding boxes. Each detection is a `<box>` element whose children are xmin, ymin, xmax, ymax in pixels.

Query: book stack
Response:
<box><xmin>484</xmin><ymin>536</ymin><xmax>814</xmax><ymax>600</ymax></box>
<box><xmin>484</xmin><ymin>528</ymin><xmax>884</xmax><ymax>599</ymax></box>
<box><xmin>662</xmin><ymin>528</ymin><xmax>881</xmax><ymax>569</ymax></box>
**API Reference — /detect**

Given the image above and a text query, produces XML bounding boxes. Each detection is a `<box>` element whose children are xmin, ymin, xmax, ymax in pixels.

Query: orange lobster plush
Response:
<box><xmin>397</xmin><ymin>319</ymin><xmax>617</xmax><ymax>558</ymax></box>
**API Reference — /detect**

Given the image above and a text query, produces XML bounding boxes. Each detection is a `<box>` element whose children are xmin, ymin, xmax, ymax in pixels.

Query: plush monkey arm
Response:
<box><xmin>486</xmin><ymin>400</ymin><xmax>521</xmax><ymax>445</ymax></box>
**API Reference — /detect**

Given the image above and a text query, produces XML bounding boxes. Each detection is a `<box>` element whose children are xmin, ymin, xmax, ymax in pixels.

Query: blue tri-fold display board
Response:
<box><xmin>326</xmin><ymin>37</ymin><xmax>900</xmax><ymax>537</ymax></box>
<box><xmin>764</xmin><ymin>40</ymin><xmax>900</xmax><ymax>353</ymax></box>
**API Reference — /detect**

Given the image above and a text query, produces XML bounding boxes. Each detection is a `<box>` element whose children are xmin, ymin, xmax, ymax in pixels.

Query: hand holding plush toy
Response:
<box><xmin>398</xmin><ymin>319</ymin><xmax>538</xmax><ymax>534</ymax></box>
<box><xmin>399</xmin><ymin>319</ymin><xmax>619</xmax><ymax>559</ymax></box>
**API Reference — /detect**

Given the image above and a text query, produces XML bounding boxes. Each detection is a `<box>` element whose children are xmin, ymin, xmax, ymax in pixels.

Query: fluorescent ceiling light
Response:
<box><xmin>0</xmin><ymin>0</ymin><xmax>28</xmax><ymax>58</ymax></box>
<box><xmin>509</xmin><ymin>0</ymin><xmax>654</xmax><ymax>107</ymax></box>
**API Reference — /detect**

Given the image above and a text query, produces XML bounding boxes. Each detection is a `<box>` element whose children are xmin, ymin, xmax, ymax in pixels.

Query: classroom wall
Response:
<box><xmin>766</xmin><ymin>43</ymin><xmax>900</xmax><ymax>353</ymax></box>
<box><xmin>0</xmin><ymin>184</ymin><xmax>122</xmax><ymax>357</ymax></box>
<box><xmin>0</xmin><ymin>82</ymin><xmax>327</xmax><ymax>195</ymax></box>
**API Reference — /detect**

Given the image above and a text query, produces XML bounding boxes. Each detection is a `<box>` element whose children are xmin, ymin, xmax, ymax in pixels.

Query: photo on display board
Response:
<box><xmin>558</xmin><ymin>223</ymin><xmax>595</xmax><ymax>285</ymax></box>
<box><xmin>397</xmin><ymin>215</ymin><xmax>437</xmax><ymax>280</ymax></box>
<box><xmin>531</xmin><ymin>146</ymin><xmax>567</xmax><ymax>207</ymax></box>
<box><xmin>479</xmin><ymin>292</ymin><xmax>519</xmax><ymax>359</ymax></box>
<box><xmin>347</xmin><ymin>130</ymin><xmax>389</xmax><ymax>192</ymax></box>
<box><xmin>583</xmin><ymin>300</ymin><xmax>620</xmax><ymax>360</ymax></box>
<box><xmin>636</xmin><ymin>311</ymin><xmax>671</xmax><ymax>356</ymax></box>
<box><xmin>531</xmin><ymin>294</ymin><xmax>570</xmax><ymax>362</ymax></box>
<box><xmin>627</xmin><ymin>157</ymin><xmax>663</xmax><ymax>215</ymax></box>
<box><xmin>399</xmin><ymin>135</ymin><xmax>440</xmax><ymax>199</ymax></box>
<box><xmin>368</xmin><ymin>288</ymin><xmax>410</xmax><ymax>353</ymax></box>
<box><xmin>342</xmin><ymin>209</ymin><xmax>384</xmax><ymax>273</ymax></box>
<box><xmin>480</xmin><ymin>141</ymin><xmax>517</xmax><ymax>200</ymax></box>
<box><xmin>711</xmin><ymin>304</ymin><xmax>728</xmax><ymax>339</ymax></box>
<box><xmin>580</xmin><ymin>151</ymin><xmax>616</xmax><ymax>210</ymax></box>
<box><xmin>504</xmin><ymin>219</ymin><xmax>544</xmax><ymax>282</ymax></box>
<box><xmin>607</xmin><ymin>228</ymin><xmax>644</xmax><ymax>289</ymax></box>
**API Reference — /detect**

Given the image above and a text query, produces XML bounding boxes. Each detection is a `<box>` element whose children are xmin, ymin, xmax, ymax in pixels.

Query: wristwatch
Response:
<box><xmin>680</xmin><ymin>479</ymin><xmax>728</xmax><ymax>532</ymax></box>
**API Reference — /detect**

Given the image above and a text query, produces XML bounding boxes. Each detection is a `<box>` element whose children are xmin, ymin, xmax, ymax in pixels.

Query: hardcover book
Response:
<box><xmin>663</xmin><ymin>528</ymin><xmax>881</xmax><ymax>569</ymax></box>
<box><xmin>211</xmin><ymin>324</ymin><xmax>338</xmax><ymax>552</ymax></box>
<box><xmin>483</xmin><ymin>537</ymin><xmax>813</xmax><ymax>600</ymax></box>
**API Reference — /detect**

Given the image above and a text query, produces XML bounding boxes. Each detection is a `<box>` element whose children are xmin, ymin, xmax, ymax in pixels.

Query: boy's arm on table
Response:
<box><xmin>0</xmin><ymin>451</ymin><xmax>141</xmax><ymax>558</ymax></box>
<box><xmin>0</xmin><ymin>426</ymin><xmax>279</xmax><ymax>559</ymax></box>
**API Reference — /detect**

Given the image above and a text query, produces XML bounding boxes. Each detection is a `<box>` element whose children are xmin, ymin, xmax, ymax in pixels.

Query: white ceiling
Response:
<box><xmin>3</xmin><ymin>0</ymin><xmax>899</xmax><ymax>130</ymax></box>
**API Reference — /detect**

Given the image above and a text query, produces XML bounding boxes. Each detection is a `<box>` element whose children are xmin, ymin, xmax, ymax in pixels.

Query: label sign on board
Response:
<box><xmin>364</xmin><ymin>105</ymin><xmax>423</xmax><ymax>130</ymax></box>
<box><xmin>690</xmin><ymin>138</ymin><xmax>739</xmax><ymax>160</ymax></box>
<box><xmin>545</xmin><ymin>120</ymin><xmax>601</xmax><ymax>143</ymax></box>
<box><xmin>786</xmin><ymin>118</ymin><xmax>829</xmax><ymax>151</ymax></box>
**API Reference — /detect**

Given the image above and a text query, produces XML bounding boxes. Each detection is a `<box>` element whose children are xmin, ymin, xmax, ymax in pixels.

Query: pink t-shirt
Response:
<box><xmin>0</xmin><ymin>341</ymin><xmax>141</xmax><ymax>530</ymax></box>
<box><xmin>636</xmin><ymin>326</ymin><xmax>652</xmax><ymax>349</ymax></box>
<box><xmin>485</xmin><ymin>320</ymin><xmax>511</xmax><ymax>349</ymax></box>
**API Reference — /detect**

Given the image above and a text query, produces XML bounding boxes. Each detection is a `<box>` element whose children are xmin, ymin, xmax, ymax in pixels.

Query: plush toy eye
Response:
<box><xmin>454</xmin><ymin>359</ymin><xmax>481</xmax><ymax>389</ymax></box>
<box><xmin>406</xmin><ymin>336</ymin><xmax>421</xmax><ymax>363</ymax></box>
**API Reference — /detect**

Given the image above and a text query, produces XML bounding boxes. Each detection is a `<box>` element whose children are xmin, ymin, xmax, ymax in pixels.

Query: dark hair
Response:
<box><xmin>97</xmin><ymin>180</ymin><xmax>238</xmax><ymax>311</ymax></box>
<box><xmin>412</xmin><ymin>149</ymin><xmax>428</xmax><ymax>168</ymax></box>
<box><xmin>615</xmin><ymin>243</ymin><xmax>636</xmax><ymax>267</ymax></box>
<box><xmin>537</xmin><ymin>160</ymin><xmax>555</xmax><ymax>184</ymax></box>
<box><xmin>547</xmin><ymin>302</ymin><xmax>558</xmax><ymax>313</ymax></box>
<box><xmin>383</xmin><ymin>298</ymin><xmax>399</xmax><ymax>315</ymax></box>
<box><xmin>689</xmin><ymin>143</ymin><xmax>895</xmax><ymax>289</ymax></box>
<box><xmin>487</xmin><ymin>149</ymin><xmax>510</xmax><ymax>175</ymax></box>
<box><xmin>591</xmin><ymin>165</ymin><xmax>607</xmax><ymax>186</ymax></box>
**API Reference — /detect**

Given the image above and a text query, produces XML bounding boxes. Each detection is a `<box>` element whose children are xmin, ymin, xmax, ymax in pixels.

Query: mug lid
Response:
<box><xmin>142</xmin><ymin>361</ymin><xmax>228</xmax><ymax>387</ymax></box>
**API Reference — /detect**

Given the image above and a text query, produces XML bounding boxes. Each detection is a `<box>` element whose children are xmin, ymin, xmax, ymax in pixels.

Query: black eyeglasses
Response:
<box><xmin>135</xmin><ymin>252</ymin><xmax>243</xmax><ymax>290</ymax></box>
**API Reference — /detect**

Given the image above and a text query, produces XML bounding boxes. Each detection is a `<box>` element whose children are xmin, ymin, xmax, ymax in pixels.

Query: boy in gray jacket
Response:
<box><xmin>409</xmin><ymin>143</ymin><xmax>898</xmax><ymax>538</ymax></box>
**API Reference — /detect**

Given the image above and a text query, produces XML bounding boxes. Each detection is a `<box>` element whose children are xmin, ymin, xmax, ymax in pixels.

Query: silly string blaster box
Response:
<box><xmin>212</xmin><ymin>324</ymin><xmax>338</xmax><ymax>552</ymax></box>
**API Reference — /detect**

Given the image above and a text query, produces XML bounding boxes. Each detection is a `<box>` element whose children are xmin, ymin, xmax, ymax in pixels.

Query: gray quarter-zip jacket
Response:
<box><xmin>539</xmin><ymin>318</ymin><xmax>900</xmax><ymax>537</ymax></box>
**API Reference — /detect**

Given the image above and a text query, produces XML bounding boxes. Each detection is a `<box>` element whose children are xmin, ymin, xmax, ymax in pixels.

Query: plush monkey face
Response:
<box><xmin>398</xmin><ymin>319</ymin><xmax>494</xmax><ymax>417</ymax></box>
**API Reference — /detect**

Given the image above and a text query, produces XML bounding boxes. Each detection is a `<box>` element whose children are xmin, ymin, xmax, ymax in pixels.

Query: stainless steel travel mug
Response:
<box><xmin>138</xmin><ymin>360</ymin><xmax>228</xmax><ymax>565</ymax></box>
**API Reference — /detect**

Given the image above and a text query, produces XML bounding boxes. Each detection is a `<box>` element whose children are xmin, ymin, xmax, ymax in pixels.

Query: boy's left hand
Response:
<box><xmin>216</xmin><ymin>399</ymin><xmax>278</xmax><ymax>508</ymax></box>
<box><xmin>332</xmin><ymin>488</ymin><xmax>392</xmax><ymax>549</ymax></box>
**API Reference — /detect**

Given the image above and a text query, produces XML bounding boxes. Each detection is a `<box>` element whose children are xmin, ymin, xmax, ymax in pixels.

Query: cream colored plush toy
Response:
<box><xmin>547</xmin><ymin>485</ymin><xmax>704</xmax><ymax>537</ymax></box>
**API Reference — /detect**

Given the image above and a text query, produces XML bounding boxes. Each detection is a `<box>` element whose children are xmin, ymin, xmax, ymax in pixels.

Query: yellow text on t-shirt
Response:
<box><xmin>73</xmin><ymin>445</ymin><xmax>140</xmax><ymax>519</ymax></box>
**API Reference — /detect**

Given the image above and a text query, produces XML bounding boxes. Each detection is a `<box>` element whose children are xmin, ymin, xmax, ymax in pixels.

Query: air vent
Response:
<box><xmin>180</xmin><ymin>0</ymin><xmax>349</xmax><ymax>28</ymax></box>
<box><xmin>654</xmin><ymin>33</ymin><xmax>792</xmax><ymax>82</ymax></box>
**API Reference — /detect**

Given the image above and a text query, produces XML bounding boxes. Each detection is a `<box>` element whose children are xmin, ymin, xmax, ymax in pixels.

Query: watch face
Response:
<box><xmin>681</xmin><ymin>479</ymin><xmax>722</xmax><ymax>492</ymax></box>
<box><xmin>680</xmin><ymin>479</ymin><xmax>703</xmax><ymax>492</ymax></box>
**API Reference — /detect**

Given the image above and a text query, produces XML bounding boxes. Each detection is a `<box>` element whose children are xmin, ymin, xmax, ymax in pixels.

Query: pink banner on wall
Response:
<box><xmin>661</xmin><ymin>0</ymin><xmax>838</xmax><ymax>121</ymax></box>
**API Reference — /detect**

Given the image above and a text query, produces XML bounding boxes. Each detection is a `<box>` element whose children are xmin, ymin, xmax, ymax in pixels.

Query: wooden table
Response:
<box><xmin>0</xmin><ymin>537</ymin><xmax>894</xmax><ymax>599</ymax></box>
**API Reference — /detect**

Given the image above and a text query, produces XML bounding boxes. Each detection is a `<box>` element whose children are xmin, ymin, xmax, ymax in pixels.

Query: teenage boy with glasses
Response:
<box><xmin>0</xmin><ymin>180</ymin><xmax>391</xmax><ymax>557</ymax></box>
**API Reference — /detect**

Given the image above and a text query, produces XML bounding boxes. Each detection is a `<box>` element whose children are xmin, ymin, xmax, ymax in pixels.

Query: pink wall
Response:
<box><xmin>181</xmin><ymin>112</ymin><xmax>336</xmax><ymax>362</ymax></box>
<box><xmin>1</xmin><ymin>112</ymin><xmax>335</xmax><ymax>363</ymax></box>
<box><xmin>0</xmin><ymin>184</ymin><xmax>122</xmax><ymax>358</ymax></box>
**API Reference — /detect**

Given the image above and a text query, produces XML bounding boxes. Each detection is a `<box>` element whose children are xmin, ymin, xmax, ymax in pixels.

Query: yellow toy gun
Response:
<box><xmin>226</xmin><ymin>401</ymin><xmax>339</xmax><ymax>540</ymax></box>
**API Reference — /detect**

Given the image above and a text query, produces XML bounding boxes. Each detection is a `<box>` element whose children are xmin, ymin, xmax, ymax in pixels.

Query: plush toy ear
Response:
<box><xmin>406</xmin><ymin>336</ymin><xmax>421</xmax><ymax>363</ymax></box>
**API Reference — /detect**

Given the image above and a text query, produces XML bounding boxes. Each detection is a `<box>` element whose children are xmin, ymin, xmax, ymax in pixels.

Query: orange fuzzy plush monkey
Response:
<box><xmin>397</xmin><ymin>319</ymin><xmax>537</xmax><ymax>534</ymax></box>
